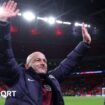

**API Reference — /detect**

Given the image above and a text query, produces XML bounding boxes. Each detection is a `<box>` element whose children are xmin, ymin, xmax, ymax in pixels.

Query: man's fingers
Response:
<box><xmin>82</xmin><ymin>28</ymin><xmax>89</xmax><ymax>37</ymax></box>
<box><xmin>11</xmin><ymin>3</ymin><xmax>17</xmax><ymax>12</ymax></box>
<box><xmin>5</xmin><ymin>0</ymin><xmax>12</xmax><ymax>8</ymax></box>
<box><xmin>12</xmin><ymin>9</ymin><xmax>19</xmax><ymax>17</ymax></box>
<box><xmin>5</xmin><ymin>1</ymin><xmax>18</xmax><ymax>14</ymax></box>
<box><xmin>82</xmin><ymin>23</ymin><xmax>88</xmax><ymax>35</ymax></box>
<box><xmin>15</xmin><ymin>9</ymin><xmax>19</xmax><ymax>15</ymax></box>
<box><xmin>81</xmin><ymin>23</ymin><xmax>91</xmax><ymax>44</ymax></box>
<box><xmin>9</xmin><ymin>1</ymin><xmax>16</xmax><ymax>10</ymax></box>
<box><xmin>5</xmin><ymin>0</ymin><xmax>14</xmax><ymax>10</ymax></box>
<box><xmin>82</xmin><ymin>24</ymin><xmax>85</xmax><ymax>36</ymax></box>
<box><xmin>82</xmin><ymin>23</ymin><xmax>91</xmax><ymax>39</ymax></box>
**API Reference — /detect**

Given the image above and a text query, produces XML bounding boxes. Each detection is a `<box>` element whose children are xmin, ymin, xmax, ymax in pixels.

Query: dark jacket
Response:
<box><xmin>0</xmin><ymin>21</ymin><xmax>90</xmax><ymax>105</ymax></box>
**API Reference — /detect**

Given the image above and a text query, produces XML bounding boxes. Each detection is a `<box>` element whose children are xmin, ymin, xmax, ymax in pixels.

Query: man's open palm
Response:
<box><xmin>0</xmin><ymin>0</ymin><xmax>19</xmax><ymax>21</ymax></box>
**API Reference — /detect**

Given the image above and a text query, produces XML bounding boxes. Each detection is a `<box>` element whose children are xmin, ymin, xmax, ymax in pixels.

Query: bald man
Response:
<box><xmin>25</xmin><ymin>52</ymin><xmax>48</xmax><ymax>74</ymax></box>
<box><xmin>0</xmin><ymin>1</ymin><xmax>91</xmax><ymax>105</ymax></box>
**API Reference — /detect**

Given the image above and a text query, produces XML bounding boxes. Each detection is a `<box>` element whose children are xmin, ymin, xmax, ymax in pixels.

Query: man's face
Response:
<box><xmin>27</xmin><ymin>52</ymin><xmax>48</xmax><ymax>74</ymax></box>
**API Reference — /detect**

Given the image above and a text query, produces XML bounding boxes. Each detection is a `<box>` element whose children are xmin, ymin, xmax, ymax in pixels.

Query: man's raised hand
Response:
<box><xmin>82</xmin><ymin>23</ymin><xmax>91</xmax><ymax>44</ymax></box>
<box><xmin>0</xmin><ymin>0</ymin><xmax>19</xmax><ymax>21</ymax></box>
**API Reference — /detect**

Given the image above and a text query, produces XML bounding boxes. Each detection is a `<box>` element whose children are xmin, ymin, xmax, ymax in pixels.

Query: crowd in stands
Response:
<box><xmin>61</xmin><ymin>73</ymin><xmax>105</xmax><ymax>96</ymax></box>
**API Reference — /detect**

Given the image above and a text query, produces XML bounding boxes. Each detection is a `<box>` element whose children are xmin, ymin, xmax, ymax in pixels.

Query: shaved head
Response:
<box><xmin>26</xmin><ymin>51</ymin><xmax>45</xmax><ymax>65</ymax></box>
<box><xmin>26</xmin><ymin>51</ymin><xmax>48</xmax><ymax>74</ymax></box>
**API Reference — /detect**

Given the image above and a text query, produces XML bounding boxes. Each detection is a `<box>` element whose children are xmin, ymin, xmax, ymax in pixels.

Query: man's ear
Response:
<box><xmin>25</xmin><ymin>64</ymin><xmax>29</xmax><ymax>69</ymax></box>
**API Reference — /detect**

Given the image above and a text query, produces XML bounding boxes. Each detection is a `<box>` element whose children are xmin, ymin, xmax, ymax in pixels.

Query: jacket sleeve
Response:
<box><xmin>49</xmin><ymin>41</ymin><xmax>90</xmax><ymax>82</ymax></box>
<box><xmin>0</xmin><ymin>21</ymin><xmax>20</xmax><ymax>82</ymax></box>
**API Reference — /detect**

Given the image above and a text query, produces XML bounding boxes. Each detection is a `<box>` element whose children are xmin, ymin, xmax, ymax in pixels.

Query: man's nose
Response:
<box><xmin>40</xmin><ymin>60</ymin><xmax>46</xmax><ymax>65</ymax></box>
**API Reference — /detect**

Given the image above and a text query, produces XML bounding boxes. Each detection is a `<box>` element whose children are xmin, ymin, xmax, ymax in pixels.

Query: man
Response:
<box><xmin>0</xmin><ymin>0</ymin><xmax>91</xmax><ymax>105</ymax></box>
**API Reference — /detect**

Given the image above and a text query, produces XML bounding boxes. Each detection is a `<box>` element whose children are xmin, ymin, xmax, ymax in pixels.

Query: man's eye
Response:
<box><xmin>32</xmin><ymin>59</ymin><xmax>37</xmax><ymax>63</ymax></box>
<box><xmin>35</xmin><ymin>59</ymin><xmax>40</xmax><ymax>62</ymax></box>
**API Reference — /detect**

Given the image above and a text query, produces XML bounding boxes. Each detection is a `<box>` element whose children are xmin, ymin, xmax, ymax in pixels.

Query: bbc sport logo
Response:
<box><xmin>0</xmin><ymin>90</ymin><xmax>16</xmax><ymax>98</ymax></box>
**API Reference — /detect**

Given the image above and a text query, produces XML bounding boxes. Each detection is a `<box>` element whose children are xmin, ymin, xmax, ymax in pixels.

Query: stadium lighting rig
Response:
<box><xmin>0</xmin><ymin>6</ymin><xmax>91</xmax><ymax>28</ymax></box>
<box><xmin>21</xmin><ymin>11</ymin><xmax>36</xmax><ymax>22</ymax></box>
<box><xmin>47</xmin><ymin>16</ymin><xmax>56</xmax><ymax>25</ymax></box>
<box><xmin>18</xmin><ymin>12</ymin><xmax>91</xmax><ymax>28</ymax></box>
<box><xmin>63</xmin><ymin>21</ymin><xmax>71</xmax><ymax>25</ymax></box>
<box><xmin>56</xmin><ymin>20</ymin><xmax>63</xmax><ymax>24</ymax></box>
<box><xmin>37</xmin><ymin>17</ymin><xmax>48</xmax><ymax>22</ymax></box>
<box><xmin>17</xmin><ymin>11</ymin><xmax>91</xmax><ymax>27</ymax></box>
<box><xmin>74</xmin><ymin>22</ymin><xmax>91</xmax><ymax>28</ymax></box>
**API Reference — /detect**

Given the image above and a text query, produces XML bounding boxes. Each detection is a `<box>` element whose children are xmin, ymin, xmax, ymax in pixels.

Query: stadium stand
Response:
<box><xmin>61</xmin><ymin>73</ymin><xmax>105</xmax><ymax>96</ymax></box>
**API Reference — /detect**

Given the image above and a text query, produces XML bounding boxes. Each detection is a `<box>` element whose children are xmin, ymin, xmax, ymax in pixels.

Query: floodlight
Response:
<box><xmin>22</xmin><ymin>11</ymin><xmax>35</xmax><ymax>21</ymax></box>
<box><xmin>48</xmin><ymin>16</ymin><xmax>56</xmax><ymax>25</ymax></box>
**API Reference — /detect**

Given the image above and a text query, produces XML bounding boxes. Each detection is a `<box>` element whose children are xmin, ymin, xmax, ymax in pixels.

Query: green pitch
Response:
<box><xmin>0</xmin><ymin>96</ymin><xmax>104</xmax><ymax>105</ymax></box>
<box><xmin>0</xmin><ymin>98</ymin><xmax>5</xmax><ymax>105</ymax></box>
<box><xmin>64</xmin><ymin>96</ymin><xmax>104</xmax><ymax>105</ymax></box>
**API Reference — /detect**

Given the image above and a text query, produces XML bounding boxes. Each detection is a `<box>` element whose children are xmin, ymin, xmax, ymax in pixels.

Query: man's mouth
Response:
<box><xmin>39</xmin><ymin>67</ymin><xmax>46</xmax><ymax>70</ymax></box>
